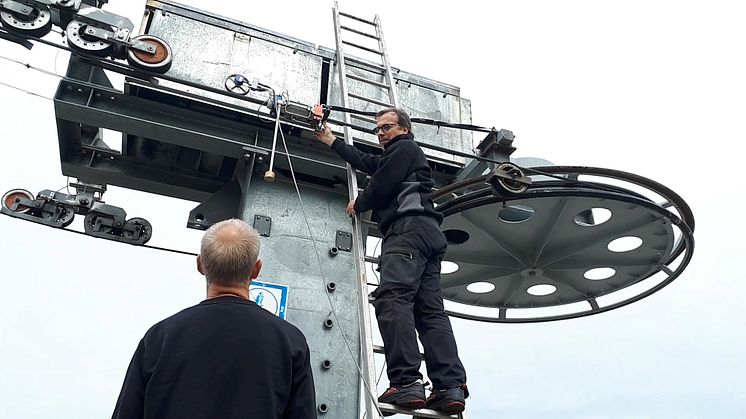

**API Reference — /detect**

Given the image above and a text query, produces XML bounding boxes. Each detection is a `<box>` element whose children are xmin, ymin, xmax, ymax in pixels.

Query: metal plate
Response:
<box><xmin>440</xmin><ymin>194</ymin><xmax>675</xmax><ymax>308</ymax></box>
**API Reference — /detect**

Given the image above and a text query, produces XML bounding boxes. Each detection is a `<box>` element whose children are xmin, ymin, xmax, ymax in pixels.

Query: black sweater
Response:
<box><xmin>331</xmin><ymin>133</ymin><xmax>443</xmax><ymax>234</ymax></box>
<box><xmin>112</xmin><ymin>296</ymin><xmax>316</xmax><ymax>419</ymax></box>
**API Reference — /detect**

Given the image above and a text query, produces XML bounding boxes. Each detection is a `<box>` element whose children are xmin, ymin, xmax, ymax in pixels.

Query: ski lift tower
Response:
<box><xmin>0</xmin><ymin>1</ymin><xmax>694</xmax><ymax>418</ymax></box>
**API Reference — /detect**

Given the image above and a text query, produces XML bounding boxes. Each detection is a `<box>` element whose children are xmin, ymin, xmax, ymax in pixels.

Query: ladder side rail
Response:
<box><xmin>374</xmin><ymin>14</ymin><xmax>399</xmax><ymax>107</ymax></box>
<box><xmin>333</xmin><ymin>3</ymin><xmax>380</xmax><ymax>419</ymax></box>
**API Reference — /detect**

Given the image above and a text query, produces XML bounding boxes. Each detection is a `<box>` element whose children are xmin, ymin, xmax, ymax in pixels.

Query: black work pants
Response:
<box><xmin>372</xmin><ymin>215</ymin><xmax>467</xmax><ymax>389</ymax></box>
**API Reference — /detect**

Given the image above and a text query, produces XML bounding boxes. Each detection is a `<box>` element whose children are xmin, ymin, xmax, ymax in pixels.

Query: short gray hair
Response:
<box><xmin>200</xmin><ymin>219</ymin><xmax>261</xmax><ymax>284</ymax></box>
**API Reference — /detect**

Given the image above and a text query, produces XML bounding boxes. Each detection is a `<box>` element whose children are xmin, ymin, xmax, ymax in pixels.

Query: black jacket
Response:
<box><xmin>112</xmin><ymin>296</ymin><xmax>316</xmax><ymax>419</ymax></box>
<box><xmin>331</xmin><ymin>133</ymin><xmax>443</xmax><ymax>234</ymax></box>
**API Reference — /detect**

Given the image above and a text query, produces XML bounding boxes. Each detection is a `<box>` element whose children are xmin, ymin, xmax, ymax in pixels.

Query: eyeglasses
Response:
<box><xmin>373</xmin><ymin>123</ymin><xmax>399</xmax><ymax>134</ymax></box>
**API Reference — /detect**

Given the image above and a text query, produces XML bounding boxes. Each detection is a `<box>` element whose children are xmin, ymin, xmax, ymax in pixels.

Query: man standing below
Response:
<box><xmin>112</xmin><ymin>219</ymin><xmax>316</xmax><ymax>419</ymax></box>
<box><xmin>314</xmin><ymin>108</ymin><xmax>468</xmax><ymax>414</ymax></box>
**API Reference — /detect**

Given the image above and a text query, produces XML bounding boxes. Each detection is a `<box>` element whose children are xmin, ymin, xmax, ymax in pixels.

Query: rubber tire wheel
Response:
<box><xmin>123</xmin><ymin>217</ymin><xmax>152</xmax><ymax>244</ymax></box>
<box><xmin>84</xmin><ymin>212</ymin><xmax>114</xmax><ymax>234</ymax></box>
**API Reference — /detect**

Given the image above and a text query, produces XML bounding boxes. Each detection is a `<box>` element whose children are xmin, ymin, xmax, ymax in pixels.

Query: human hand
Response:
<box><xmin>346</xmin><ymin>199</ymin><xmax>356</xmax><ymax>216</ymax></box>
<box><xmin>313</xmin><ymin>122</ymin><xmax>336</xmax><ymax>146</ymax></box>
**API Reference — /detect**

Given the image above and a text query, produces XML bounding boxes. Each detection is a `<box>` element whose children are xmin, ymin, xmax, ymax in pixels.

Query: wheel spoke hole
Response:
<box><xmin>466</xmin><ymin>282</ymin><xmax>495</xmax><ymax>294</ymax></box>
<box><xmin>608</xmin><ymin>236</ymin><xmax>643</xmax><ymax>252</ymax></box>
<box><xmin>498</xmin><ymin>205</ymin><xmax>535</xmax><ymax>223</ymax></box>
<box><xmin>584</xmin><ymin>267</ymin><xmax>616</xmax><ymax>280</ymax></box>
<box><xmin>527</xmin><ymin>284</ymin><xmax>556</xmax><ymax>296</ymax></box>
<box><xmin>441</xmin><ymin>261</ymin><xmax>459</xmax><ymax>274</ymax></box>
<box><xmin>443</xmin><ymin>229</ymin><xmax>469</xmax><ymax>245</ymax></box>
<box><xmin>574</xmin><ymin>207</ymin><xmax>612</xmax><ymax>226</ymax></box>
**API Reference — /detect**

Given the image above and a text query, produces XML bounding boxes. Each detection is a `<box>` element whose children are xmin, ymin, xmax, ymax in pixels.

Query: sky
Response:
<box><xmin>1</xmin><ymin>1</ymin><xmax>745</xmax><ymax>418</ymax></box>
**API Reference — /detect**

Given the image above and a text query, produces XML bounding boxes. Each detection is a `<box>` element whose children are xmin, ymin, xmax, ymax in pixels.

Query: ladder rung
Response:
<box><xmin>342</xmin><ymin>40</ymin><xmax>383</xmax><ymax>55</ymax></box>
<box><xmin>340</xmin><ymin>24</ymin><xmax>379</xmax><ymax>40</ymax></box>
<box><xmin>364</xmin><ymin>255</ymin><xmax>379</xmax><ymax>264</ymax></box>
<box><xmin>349</xmin><ymin>92</ymin><xmax>393</xmax><ymax>108</ymax></box>
<box><xmin>359</xmin><ymin>219</ymin><xmax>378</xmax><ymax>228</ymax></box>
<box><xmin>351</xmin><ymin>114</ymin><xmax>377</xmax><ymax>124</ymax></box>
<box><xmin>373</xmin><ymin>345</ymin><xmax>424</xmax><ymax>360</ymax></box>
<box><xmin>344</xmin><ymin>55</ymin><xmax>386</xmax><ymax>73</ymax></box>
<box><xmin>339</xmin><ymin>11</ymin><xmax>376</xmax><ymax>26</ymax></box>
<box><xmin>379</xmin><ymin>403</ymin><xmax>461</xmax><ymax>418</ymax></box>
<box><xmin>346</xmin><ymin>72</ymin><xmax>390</xmax><ymax>89</ymax></box>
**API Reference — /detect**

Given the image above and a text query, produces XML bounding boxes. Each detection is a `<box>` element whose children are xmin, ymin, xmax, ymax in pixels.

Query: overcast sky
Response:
<box><xmin>1</xmin><ymin>1</ymin><xmax>745</xmax><ymax>418</ymax></box>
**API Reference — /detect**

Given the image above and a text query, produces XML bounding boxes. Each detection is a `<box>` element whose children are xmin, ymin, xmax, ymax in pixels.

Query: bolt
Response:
<box><xmin>243</xmin><ymin>153</ymin><xmax>251</xmax><ymax>160</ymax></box>
<box><xmin>79</xmin><ymin>198</ymin><xmax>89</xmax><ymax>206</ymax></box>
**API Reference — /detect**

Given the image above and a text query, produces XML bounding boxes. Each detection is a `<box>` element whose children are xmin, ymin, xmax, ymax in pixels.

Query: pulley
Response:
<box><xmin>486</xmin><ymin>162</ymin><xmax>531</xmax><ymax>195</ymax></box>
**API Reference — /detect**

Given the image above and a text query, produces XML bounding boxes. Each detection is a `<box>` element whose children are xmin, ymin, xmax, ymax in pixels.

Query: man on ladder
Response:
<box><xmin>314</xmin><ymin>108</ymin><xmax>469</xmax><ymax>415</ymax></box>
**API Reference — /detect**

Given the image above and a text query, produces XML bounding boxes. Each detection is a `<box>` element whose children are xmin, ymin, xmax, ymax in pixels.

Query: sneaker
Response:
<box><xmin>425</xmin><ymin>384</ymin><xmax>469</xmax><ymax>414</ymax></box>
<box><xmin>378</xmin><ymin>380</ymin><xmax>426</xmax><ymax>414</ymax></box>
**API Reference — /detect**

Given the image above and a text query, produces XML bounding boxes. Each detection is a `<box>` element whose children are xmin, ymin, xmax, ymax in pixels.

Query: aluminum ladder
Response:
<box><xmin>332</xmin><ymin>4</ymin><xmax>466</xmax><ymax>418</ymax></box>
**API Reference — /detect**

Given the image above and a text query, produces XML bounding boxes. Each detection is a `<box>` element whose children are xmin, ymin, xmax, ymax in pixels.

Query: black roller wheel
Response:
<box><xmin>65</xmin><ymin>19</ymin><xmax>114</xmax><ymax>57</ymax></box>
<box><xmin>126</xmin><ymin>35</ymin><xmax>173</xmax><ymax>74</ymax></box>
<box><xmin>487</xmin><ymin>162</ymin><xmax>529</xmax><ymax>195</ymax></box>
<box><xmin>0</xmin><ymin>3</ymin><xmax>52</xmax><ymax>38</ymax></box>
<box><xmin>84</xmin><ymin>212</ymin><xmax>114</xmax><ymax>234</ymax></box>
<box><xmin>123</xmin><ymin>217</ymin><xmax>152</xmax><ymax>244</ymax></box>
<box><xmin>41</xmin><ymin>204</ymin><xmax>75</xmax><ymax>228</ymax></box>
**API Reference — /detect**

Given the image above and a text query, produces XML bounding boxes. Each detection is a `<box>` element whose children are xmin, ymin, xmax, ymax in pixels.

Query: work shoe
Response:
<box><xmin>425</xmin><ymin>384</ymin><xmax>469</xmax><ymax>414</ymax></box>
<box><xmin>378</xmin><ymin>379</ymin><xmax>426</xmax><ymax>415</ymax></box>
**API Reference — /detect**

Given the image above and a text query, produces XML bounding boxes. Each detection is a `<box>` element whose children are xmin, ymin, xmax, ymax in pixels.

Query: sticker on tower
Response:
<box><xmin>249</xmin><ymin>281</ymin><xmax>289</xmax><ymax>320</ymax></box>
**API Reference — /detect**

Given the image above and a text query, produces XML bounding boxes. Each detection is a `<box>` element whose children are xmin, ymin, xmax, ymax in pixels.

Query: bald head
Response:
<box><xmin>199</xmin><ymin>219</ymin><xmax>261</xmax><ymax>285</ymax></box>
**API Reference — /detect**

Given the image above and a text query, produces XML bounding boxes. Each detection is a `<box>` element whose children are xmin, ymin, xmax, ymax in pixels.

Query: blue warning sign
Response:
<box><xmin>249</xmin><ymin>281</ymin><xmax>289</xmax><ymax>320</ymax></box>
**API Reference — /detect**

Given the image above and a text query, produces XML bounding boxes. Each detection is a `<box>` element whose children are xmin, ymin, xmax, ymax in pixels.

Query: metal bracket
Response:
<box><xmin>253</xmin><ymin>214</ymin><xmax>271</xmax><ymax>237</ymax></box>
<box><xmin>187</xmin><ymin>180</ymin><xmax>241</xmax><ymax>230</ymax></box>
<box><xmin>335</xmin><ymin>230</ymin><xmax>352</xmax><ymax>252</ymax></box>
<box><xmin>1</xmin><ymin>0</ymin><xmax>33</xmax><ymax>16</ymax></box>
<box><xmin>477</xmin><ymin>129</ymin><xmax>516</xmax><ymax>161</ymax></box>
